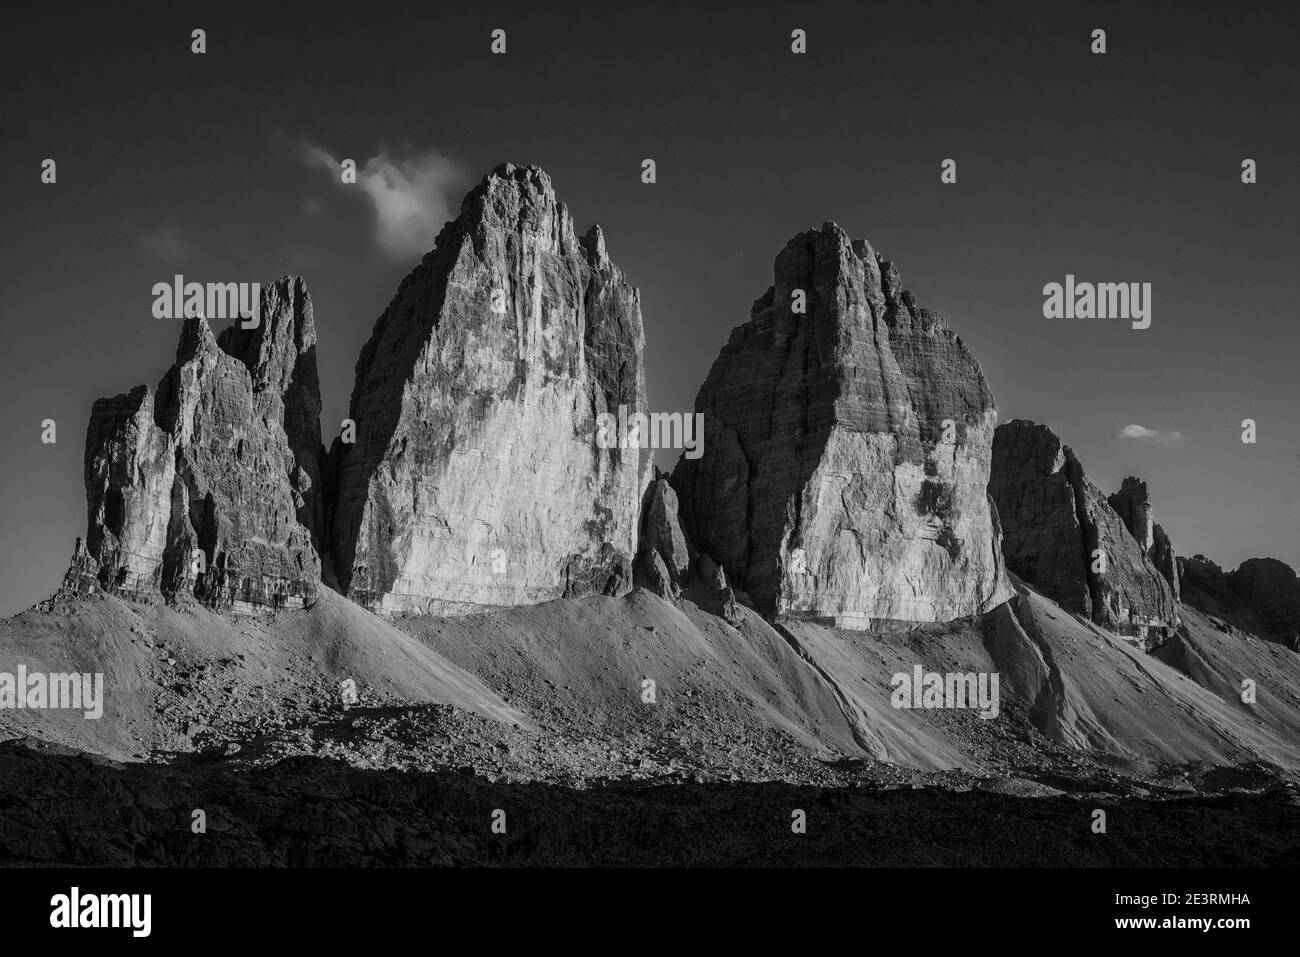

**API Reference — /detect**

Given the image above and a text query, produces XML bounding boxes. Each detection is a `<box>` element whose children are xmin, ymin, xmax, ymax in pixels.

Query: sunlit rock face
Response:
<box><xmin>330</xmin><ymin>164</ymin><xmax>650</xmax><ymax>616</ymax></box>
<box><xmin>75</xmin><ymin>277</ymin><xmax>325</xmax><ymax>611</ymax></box>
<box><xmin>673</xmin><ymin>223</ymin><xmax>1012</xmax><ymax>628</ymax></box>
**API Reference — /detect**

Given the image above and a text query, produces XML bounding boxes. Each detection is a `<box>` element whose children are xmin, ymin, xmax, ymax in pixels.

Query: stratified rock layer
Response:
<box><xmin>73</xmin><ymin>278</ymin><xmax>324</xmax><ymax>610</ymax></box>
<box><xmin>989</xmin><ymin>420</ymin><xmax>1179</xmax><ymax>644</ymax></box>
<box><xmin>331</xmin><ymin>164</ymin><xmax>650</xmax><ymax>615</ymax></box>
<box><xmin>671</xmin><ymin>223</ymin><xmax>1012</xmax><ymax>627</ymax></box>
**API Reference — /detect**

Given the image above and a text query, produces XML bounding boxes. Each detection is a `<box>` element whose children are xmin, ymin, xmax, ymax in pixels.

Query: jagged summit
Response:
<box><xmin>51</xmin><ymin>169</ymin><xmax>1290</xmax><ymax>663</ymax></box>
<box><xmin>23</xmin><ymin>170</ymin><xmax>1300</xmax><ymax>814</ymax></box>
<box><xmin>328</xmin><ymin>163</ymin><xmax>650</xmax><ymax>615</ymax></box>
<box><xmin>672</xmin><ymin>223</ymin><xmax>1011</xmax><ymax>628</ymax></box>
<box><xmin>64</xmin><ymin>276</ymin><xmax>324</xmax><ymax>612</ymax></box>
<box><xmin>63</xmin><ymin>168</ymin><xmax>650</xmax><ymax>620</ymax></box>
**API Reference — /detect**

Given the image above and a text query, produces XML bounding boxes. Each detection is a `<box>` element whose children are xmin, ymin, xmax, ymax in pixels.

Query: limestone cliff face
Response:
<box><xmin>330</xmin><ymin>164</ymin><xmax>650</xmax><ymax>615</ymax></box>
<box><xmin>671</xmin><ymin>223</ymin><xmax>1012</xmax><ymax>628</ymax></box>
<box><xmin>217</xmin><ymin>278</ymin><xmax>325</xmax><ymax>551</ymax></box>
<box><xmin>72</xmin><ymin>278</ymin><xmax>325</xmax><ymax>610</ymax></box>
<box><xmin>989</xmin><ymin>420</ymin><xmax>1179</xmax><ymax>644</ymax></box>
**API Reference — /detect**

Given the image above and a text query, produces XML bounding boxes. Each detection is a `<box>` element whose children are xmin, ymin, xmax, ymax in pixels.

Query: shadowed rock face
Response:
<box><xmin>638</xmin><ymin>475</ymin><xmax>691</xmax><ymax>584</ymax></box>
<box><xmin>1228</xmin><ymin>558</ymin><xmax>1300</xmax><ymax>640</ymax></box>
<box><xmin>217</xmin><ymin>279</ymin><xmax>325</xmax><ymax>552</ymax></box>
<box><xmin>1179</xmin><ymin>554</ymin><xmax>1234</xmax><ymax>607</ymax></box>
<box><xmin>71</xmin><ymin>278</ymin><xmax>325</xmax><ymax>611</ymax></box>
<box><xmin>330</xmin><ymin>164</ymin><xmax>650</xmax><ymax>616</ymax></box>
<box><xmin>1108</xmin><ymin>477</ymin><xmax>1155</xmax><ymax>550</ymax></box>
<box><xmin>989</xmin><ymin>420</ymin><xmax>1179</xmax><ymax>645</ymax></box>
<box><xmin>986</xmin><ymin>422</ymin><xmax>1090</xmax><ymax>615</ymax></box>
<box><xmin>1182</xmin><ymin>554</ymin><xmax>1300</xmax><ymax>646</ymax></box>
<box><xmin>1149</xmin><ymin>525</ymin><xmax>1180</xmax><ymax>602</ymax></box>
<box><xmin>671</xmin><ymin>223</ymin><xmax>1012</xmax><ymax>628</ymax></box>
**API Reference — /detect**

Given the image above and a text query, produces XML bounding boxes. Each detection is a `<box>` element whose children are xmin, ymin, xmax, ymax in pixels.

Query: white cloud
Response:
<box><xmin>298</xmin><ymin>141</ymin><xmax>464</xmax><ymax>260</ymax></box>
<box><xmin>1117</xmin><ymin>424</ymin><xmax>1182</xmax><ymax>444</ymax></box>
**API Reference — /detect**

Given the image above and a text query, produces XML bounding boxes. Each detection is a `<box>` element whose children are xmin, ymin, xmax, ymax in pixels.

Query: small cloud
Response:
<box><xmin>297</xmin><ymin>140</ymin><xmax>464</xmax><ymax>259</ymax></box>
<box><xmin>139</xmin><ymin>225</ymin><xmax>189</xmax><ymax>263</ymax></box>
<box><xmin>1116</xmin><ymin>424</ymin><xmax>1182</xmax><ymax>444</ymax></box>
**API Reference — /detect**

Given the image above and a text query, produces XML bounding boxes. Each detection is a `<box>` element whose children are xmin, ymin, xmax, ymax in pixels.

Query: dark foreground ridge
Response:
<box><xmin>1</xmin><ymin>740</ymin><xmax>1294</xmax><ymax>867</ymax></box>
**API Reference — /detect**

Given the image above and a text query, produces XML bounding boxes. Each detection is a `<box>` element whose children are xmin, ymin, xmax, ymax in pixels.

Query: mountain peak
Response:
<box><xmin>674</xmin><ymin>227</ymin><xmax>1011</xmax><ymax>627</ymax></box>
<box><xmin>329</xmin><ymin>168</ymin><xmax>649</xmax><ymax>615</ymax></box>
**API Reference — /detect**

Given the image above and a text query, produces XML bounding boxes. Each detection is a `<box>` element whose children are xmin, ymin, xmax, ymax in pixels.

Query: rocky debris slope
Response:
<box><xmin>988</xmin><ymin>420</ymin><xmax>1180</xmax><ymax>646</ymax></box>
<box><xmin>0</xmin><ymin>589</ymin><xmax>525</xmax><ymax>761</ymax></box>
<box><xmin>773</xmin><ymin>574</ymin><xmax>1298</xmax><ymax>771</ymax></box>
<box><xmin>981</xmin><ymin>578</ymin><xmax>1297</xmax><ymax>766</ymax></box>
<box><xmin>64</xmin><ymin>278</ymin><xmax>325</xmax><ymax>612</ymax></box>
<box><xmin>1153</xmin><ymin>602</ymin><xmax>1300</xmax><ymax>736</ymax></box>
<box><xmin>671</xmin><ymin>223</ymin><xmax>1011</xmax><ymax>629</ymax></box>
<box><xmin>1179</xmin><ymin>554</ymin><xmax>1300</xmax><ymax>647</ymax></box>
<box><xmin>7</xmin><ymin>543</ymin><xmax>1300</xmax><ymax>781</ymax></box>
<box><xmin>4</xmin><ymin>565</ymin><xmax>1300</xmax><ymax>869</ymax></box>
<box><xmin>330</xmin><ymin>164</ymin><xmax>650</xmax><ymax>616</ymax></box>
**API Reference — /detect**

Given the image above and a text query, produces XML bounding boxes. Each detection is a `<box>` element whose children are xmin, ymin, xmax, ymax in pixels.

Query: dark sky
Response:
<box><xmin>2</xmin><ymin>0</ymin><xmax>1297</xmax><ymax>616</ymax></box>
